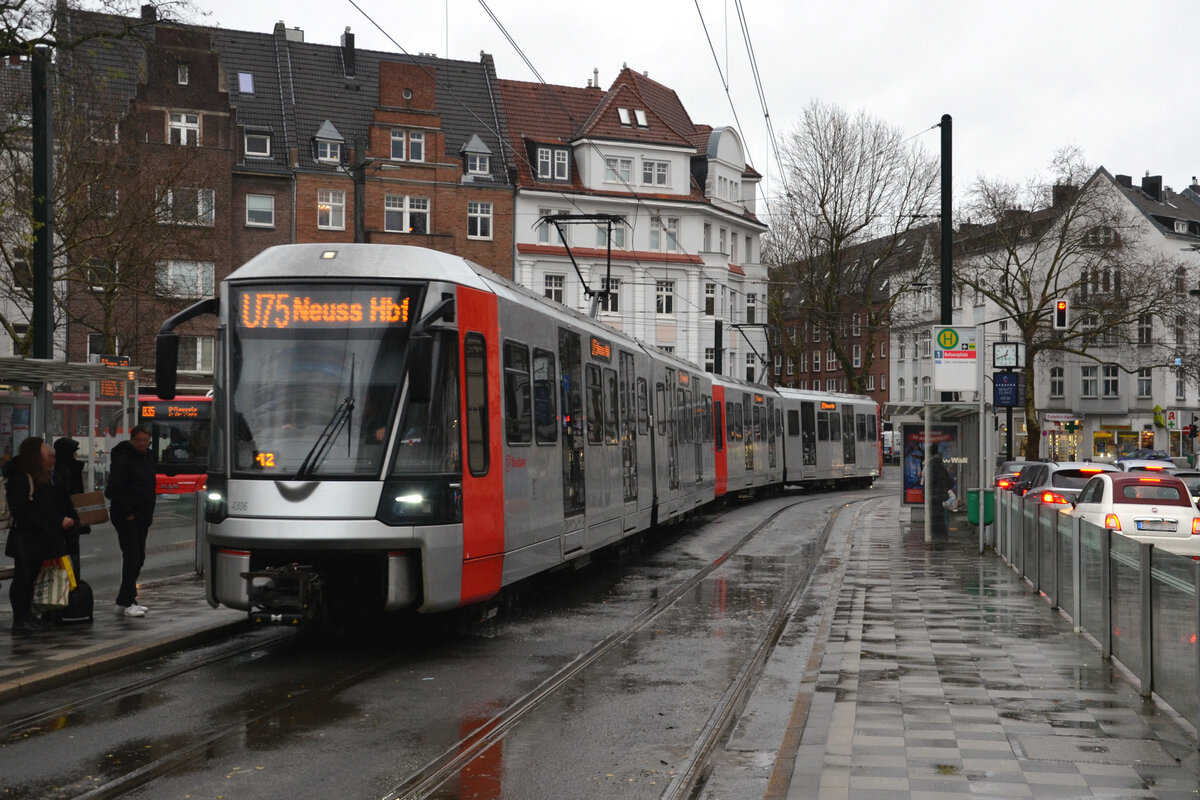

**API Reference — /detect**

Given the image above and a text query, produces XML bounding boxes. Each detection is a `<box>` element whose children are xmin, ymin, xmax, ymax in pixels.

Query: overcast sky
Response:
<box><xmin>188</xmin><ymin>0</ymin><xmax>1198</xmax><ymax>205</ymax></box>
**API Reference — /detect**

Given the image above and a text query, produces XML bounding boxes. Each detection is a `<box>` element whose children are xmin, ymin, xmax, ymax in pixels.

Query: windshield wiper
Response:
<box><xmin>295</xmin><ymin>395</ymin><xmax>355</xmax><ymax>479</ymax></box>
<box><xmin>296</xmin><ymin>356</ymin><xmax>356</xmax><ymax>479</ymax></box>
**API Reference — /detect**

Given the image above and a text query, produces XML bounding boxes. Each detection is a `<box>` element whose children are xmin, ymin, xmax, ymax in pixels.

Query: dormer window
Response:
<box><xmin>316</xmin><ymin>140</ymin><xmax>341</xmax><ymax>163</ymax></box>
<box><xmin>634</xmin><ymin>109</ymin><xmax>648</xmax><ymax>128</ymax></box>
<box><xmin>466</xmin><ymin>153</ymin><xmax>490</xmax><ymax>175</ymax></box>
<box><xmin>617</xmin><ymin>107</ymin><xmax>631</xmax><ymax>126</ymax></box>
<box><xmin>244</xmin><ymin>130</ymin><xmax>271</xmax><ymax>158</ymax></box>
<box><xmin>536</xmin><ymin>146</ymin><xmax>570</xmax><ymax>180</ymax></box>
<box><xmin>1175</xmin><ymin>219</ymin><xmax>1189</xmax><ymax>234</ymax></box>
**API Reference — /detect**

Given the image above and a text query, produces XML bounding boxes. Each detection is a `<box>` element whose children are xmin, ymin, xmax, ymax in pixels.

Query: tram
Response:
<box><xmin>154</xmin><ymin>244</ymin><xmax>879</xmax><ymax>624</ymax></box>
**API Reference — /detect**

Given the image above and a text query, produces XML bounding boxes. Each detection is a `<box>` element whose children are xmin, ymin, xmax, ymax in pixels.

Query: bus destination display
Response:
<box><xmin>236</xmin><ymin>287</ymin><xmax>415</xmax><ymax>330</ymax></box>
<box><xmin>141</xmin><ymin>402</ymin><xmax>204</xmax><ymax>419</ymax></box>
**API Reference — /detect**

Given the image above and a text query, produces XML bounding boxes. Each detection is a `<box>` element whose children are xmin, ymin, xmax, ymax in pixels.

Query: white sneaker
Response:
<box><xmin>122</xmin><ymin>604</ymin><xmax>146</xmax><ymax>618</ymax></box>
<box><xmin>133</xmin><ymin>603</ymin><xmax>149</xmax><ymax>612</ymax></box>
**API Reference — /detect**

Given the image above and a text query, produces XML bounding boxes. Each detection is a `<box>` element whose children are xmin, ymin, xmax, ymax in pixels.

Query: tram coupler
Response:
<box><xmin>242</xmin><ymin>564</ymin><xmax>323</xmax><ymax>626</ymax></box>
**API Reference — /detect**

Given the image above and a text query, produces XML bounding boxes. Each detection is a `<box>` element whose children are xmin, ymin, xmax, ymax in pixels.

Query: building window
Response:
<box><xmin>851</xmin><ymin>313</ymin><xmax>861</xmax><ymax>336</ymax></box>
<box><xmin>1177</xmin><ymin>315</ymin><xmax>1187</xmax><ymax>345</ymax></box>
<box><xmin>746</xmin><ymin>293</ymin><xmax>757</xmax><ymax>324</ymax></box>
<box><xmin>596</xmin><ymin>224</ymin><xmax>625</xmax><ymax>249</ymax></box>
<box><xmin>87</xmin><ymin>259</ymin><xmax>116</xmax><ymax>292</ymax></box>
<box><xmin>898</xmin><ymin>338</ymin><xmax>905</xmax><ymax>360</ymax></box>
<box><xmin>746</xmin><ymin>353</ymin><xmax>756</xmax><ymax>382</ymax></box>
<box><xmin>774</xmin><ymin>356</ymin><xmax>782</xmax><ymax>376</ymax></box>
<box><xmin>828</xmin><ymin>378</ymin><xmax>838</xmax><ymax>392</ymax></box>
<box><xmin>787</xmin><ymin>358</ymin><xmax>795</xmax><ymax>376</ymax></box>
<box><xmin>656</xmin><ymin>280</ymin><xmax>674</xmax><ymax>314</ymax></box>
<box><xmin>158</xmin><ymin>187</ymin><xmax>214</xmax><ymax>226</ymax></box>
<box><xmin>536</xmin><ymin>147</ymin><xmax>552</xmax><ymax>178</ymax></box>
<box><xmin>812</xmin><ymin>350</ymin><xmax>821</xmax><ymax>372</ymax></box>
<box><xmin>544</xmin><ymin>274</ymin><xmax>564</xmax><ymax>304</ymax></box>
<box><xmin>604</xmin><ymin>157</ymin><xmax>632</xmax><ymax>183</ymax></box>
<box><xmin>852</xmin><ymin>344</ymin><xmax>861</xmax><ymax>368</ymax></box>
<box><xmin>703</xmin><ymin>223</ymin><xmax>712</xmax><ymax>251</ymax></box>
<box><xmin>316</xmin><ymin>140</ymin><xmax>342</xmax><ymax>163</ymax></box>
<box><xmin>384</xmin><ymin>195</ymin><xmax>429</xmax><ymax>234</ymax></box>
<box><xmin>168</xmin><ymin>111</ymin><xmax>199</xmax><ymax>146</ymax></box>
<box><xmin>617</xmin><ymin>107</ymin><xmax>631</xmax><ymax>126</ymax></box>
<box><xmin>89</xmin><ymin>183</ymin><xmax>118</xmax><ymax>216</ymax></box>
<box><xmin>245</xmin><ymin>194</ymin><xmax>274</xmax><ymax>227</ymax></box>
<box><xmin>176</xmin><ymin>64</ymin><xmax>189</xmax><ymax>85</ymax></box>
<box><xmin>537</xmin><ymin>207</ymin><xmax>565</xmax><ymax>244</ymax></box>
<box><xmin>866</xmin><ymin>374</ymin><xmax>874</xmax><ymax>391</ymax></box>
<box><xmin>1102</xmin><ymin>364</ymin><xmax>1119</xmax><ymax>397</ymax></box>
<box><xmin>1137</xmin><ymin>368</ymin><xmax>1151</xmax><ymax>398</ymax></box>
<box><xmin>704</xmin><ymin>283</ymin><xmax>716</xmax><ymax>316</ymax></box>
<box><xmin>704</xmin><ymin>348</ymin><xmax>714</xmax><ymax>372</ymax></box>
<box><xmin>650</xmin><ymin>217</ymin><xmax>679</xmax><ymax>252</ymax></box>
<box><xmin>897</xmin><ymin>378</ymin><xmax>905</xmax><ymax>401</ymax></box>
<box><xmin>178</xmin><ymin>335</ymin><xmax>215</xmax><ymax>373</ymax></box>
<box><xmin>157</xmin><ymin>260</ymin><xmax>214</xmax><ymax>299</ymax></box>
<box><xmin>1177</xmin><ymin>368</ymin><xmax>1187</xmax><ymax>401</ymax></box>
<box><xmin>317</xmin><ymin>189</ymin><xmax>345</xmax><ymax>230</ymax></box>
<box><xmin>390</xmin><ymin>129</ymin><xmax>425</xmax><ymax>162</ymax></box>
<box><xmin>237</xmin><ymin>72</ymin><xmax>254</xmax><ymax>94</ymax></box>
<box><xmin>719</xmin><ymin>228</ymin><xmax>727</xmax><ymax>255</ymax></box>
<box><xmin>554</xmin><ymin>149</ymin><xmax>569</xmax><ymax>180</ymax></box>
<box><xmin>826</xmin><ymin>348</ymin><xmax>836</xmax><ymax>371</ymax></box>
<box><xmin>879</xmin><ymin>340</ymin><xmax>887</xmax><ymax>359</ymax></box>
<box><xmin>921</xmin><ymin>330</ymin><xmax>931</xmax><ymax>358</ymax></box>
<box><xmin>466</xmin><ymin>153</ymin><xmax>490</xmax><ymax>174</ymax></box>
<box><xmin>642</xmin><ymin>159</ymin><xmax>669</xmax><ymax>186</ymax></box>
<box><xmin>922</xmin><ymin>376</ymin><xmax>931</xmax><ymax>400</ymax></box>
<box><xmin>1137</xmin><ymin>314</ymin><xmax>1152</xmax><ymax>344</ymax></box>
<box><xmin>1081</xmin><ymin>365</ymin><xmax>1098</xmax><ymax>398</ymax></box>
<box><xmin>467</xmin><ymin>201</ymin><xmax>492</xmax><ymax>240</ymax></box>
<box><xmin>599</xmin><ymin>277</ymin><xmax>620</xmax><ymax>313</ymax></box>
<box><xmin>1049</xmin><ymin>367</ymin><xmax>1064</xmax><ymax>398</ymax></box>
<box><xmin>244</xmin><ymin>131</ymin><xmax>270</xmax><ymax>157</ymax></box>
<box><xmin>87</xmin><ymin>333</ymin><xmax>112</xmax><ymax>361</ymax></box>
<box><xmin>634</xmin><ymin>109</ymin><xmax>648</xmax><ymax>128</ymax></box>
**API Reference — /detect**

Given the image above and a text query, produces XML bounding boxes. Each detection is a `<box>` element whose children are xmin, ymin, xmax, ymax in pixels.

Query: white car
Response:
<box><xmin>1071</xmin><ymin>473</ymin><xmax>1200</xmax><ymax>558</ymax></box>
<box><xmin>1114</xmin><ymin>458</ymin><xmax>1177</xmax><ymax>474</ymax></box>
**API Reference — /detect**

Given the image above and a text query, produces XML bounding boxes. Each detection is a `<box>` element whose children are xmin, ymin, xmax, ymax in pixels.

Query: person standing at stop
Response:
<box><xmin>106</xmin><ymin>425</ymin><xmax>156</xmax><ymax>617</ymax></box>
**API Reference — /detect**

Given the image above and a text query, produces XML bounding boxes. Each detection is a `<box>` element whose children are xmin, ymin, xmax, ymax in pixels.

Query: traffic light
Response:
<box><xmin>1053</xmin><ymin>299</ymin><xmax>1068</xmax><ymax>329</ymax></box>
<box><xmin>1192</xmin><ymin>415</ymin><xmax>1199</xmax><ymax>440</ymax></box>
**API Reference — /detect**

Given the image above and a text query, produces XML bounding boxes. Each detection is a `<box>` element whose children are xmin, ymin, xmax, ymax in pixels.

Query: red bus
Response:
<box><xmin>138</xmin><ymin>395</ymin><xmax>211</xmax><ymax>494</ymax></box>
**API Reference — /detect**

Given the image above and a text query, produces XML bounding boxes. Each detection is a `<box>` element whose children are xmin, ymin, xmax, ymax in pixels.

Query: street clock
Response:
<box><xmin>993</xmin><ymin>341</ymin><xmax>1023</xmax><ymax>369</ymax></box>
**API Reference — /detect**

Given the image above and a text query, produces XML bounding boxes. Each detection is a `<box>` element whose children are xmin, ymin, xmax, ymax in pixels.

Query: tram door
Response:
<box><xmin>842</xmin><ymin>406</ymin><xmax>856</xmax><ymax>465</ymax></box>
<box><xmin>558</xmin><ymin>329</ymin><xmax>585</xmax><ymax>553</ymax></box>
<box><xmin>665</xmin><ymin>369</ymin><xmax>679</xmax><ymax>490</ymax></box>
<box><xmin>801</xmin><ymin>401</ymin><xmax>817</xmax><ymax>476</ymax></box>
<box><xmin>619</xmin><ymin>352</ymin><xmax>638</xmax><ymax>523</ymax></box>
<box><xmin>767</xmin><ymin>398</ymin><xmax>777</xmax><ymax>470</ymax></box>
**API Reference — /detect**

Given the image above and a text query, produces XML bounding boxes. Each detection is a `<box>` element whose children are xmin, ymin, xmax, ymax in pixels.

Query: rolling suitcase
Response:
<box><xmin>59</xmin><ymin>578</ymin><xmax>94</xmax><ymax>624</ymax></box>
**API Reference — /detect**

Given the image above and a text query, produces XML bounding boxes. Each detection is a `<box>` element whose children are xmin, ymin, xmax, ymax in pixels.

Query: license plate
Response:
<box><xmin>1136</xmin><ymin>519</ymin><xmax>1176</xmax><ymax>532</ymax></box>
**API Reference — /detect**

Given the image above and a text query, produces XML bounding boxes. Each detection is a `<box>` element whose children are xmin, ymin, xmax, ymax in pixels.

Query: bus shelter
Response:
<box><xmin>0</xmin><ymin>356</ymin><xmax>140</xmax><ymax>492</ymax></box>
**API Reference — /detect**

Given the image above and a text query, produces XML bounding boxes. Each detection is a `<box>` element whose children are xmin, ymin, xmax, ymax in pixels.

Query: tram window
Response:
<box><xmin>856</xmin><ymin>413</ymin><xmax>867</xmax><ymax>442</ymax></box>
<box><xmin>533</xmin><ymin>348</ymin><xmax>557</xmax><ymax>445</ymax></box>
<box><xmin>504</xmin><ymin>341</ymin><xmax>532</xmax><ymax>445</ymax></box>
<box><xmin>656</xmin><ymin>384</ymin><xmax>666</xmax><ymax>437</ymax></box>
<box><xmin>754</xmin><ymin>405</ymin><xmax>763</xmax><ymax>441</ymax></box>
<box><xmin>714</xmin><ymin>400</ymin><xmax>724</xmax><ymax>451</ymax></box>
<box><xmin>726</xmin><ymin>402</ymin><xmax>736</xmax><ymax>441</ymax></box>
<box><xmin>817</xmin><ymin>411</ymin><xmax>829</xmax><ymax>441</ymax></box>
<box><xmin>677</xmin><ymin>388</ymin><xmax>689</xmax><ymax>443</ymax></box>
<box><xmin>637</xmin><ymin>378</ymin><xmax>649</xmax><ymax>435</ymax></box>
<box><xmin>828</xmin><ymin>410</ymin><xmax>841</xmax><ymax>441</ymax></box>
<box><xmin>586</xmin><ymin>365</ymin><xmax>604</xmax><ymax>445</ymax></box>
<box><xmin>867</xmin><ymin>414</ymin><xmax>877</xmax><ymax>441</ymax></box>
<box><xmin>464</xmin><ymin>333</ymin><xmax>489</xmax><ymax>476</ymax></box>
<box><xmin>788</xmin><ymin>409</ymin><xmax>799</xmax><ymax>437</ymax></box>
<box><xmin>703</xmin><ymin>395</ymin><xmax>713</xmax><ymax>442</ymax></box>
<box><xmin>733</xmin><ymin>403</ymin><xmax>743</xmax><ymax>440</ymax></box>
<box><xmin>603</xmin><ymin>368</ymin><xmax>619</xmax><ymax>444</ymax></box>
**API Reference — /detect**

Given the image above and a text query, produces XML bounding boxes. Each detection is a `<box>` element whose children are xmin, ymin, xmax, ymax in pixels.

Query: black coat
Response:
<box><xmin>4</xmin><ymin>468</ymin><xmax>68</xmax><ymax>561</ymax></box>
<box><xmin>105</xmin><ymin>441</ymin><xmax>156</xmax><ymax>525</ymax></box>
<box><xmin>927</xmin><ymin>454</ymin><xmax>952</xmax><ymax>503</ymax></box>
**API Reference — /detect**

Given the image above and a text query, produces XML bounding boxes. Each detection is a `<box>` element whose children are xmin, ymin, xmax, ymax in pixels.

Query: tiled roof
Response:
<box><xmin>576</xmin><ymin>82</ymin><xmax>693</xmax><ymax>148</ymax></box>
<box><xmin>1102</xmin><ymin>167</ymin><xmax>1200</xmax><ymax>239</ymax></box>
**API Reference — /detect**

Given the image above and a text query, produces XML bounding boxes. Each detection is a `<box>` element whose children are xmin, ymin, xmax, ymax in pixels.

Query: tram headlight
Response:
<box><xmin>377</xmin><ymin>479</ymin><xmax>462</xmax><ymax>526</ymax></box>
<box><xmin>205</xmin><ymin>474</ymin><xmax>228</xmax><ymax>523</ymax></box>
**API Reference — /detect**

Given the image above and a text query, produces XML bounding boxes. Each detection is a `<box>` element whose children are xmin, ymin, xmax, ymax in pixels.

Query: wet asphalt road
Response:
<box><xmin>0</xmin><ymin>487</ymin><xmax>878</xmax><ymax>799</ymax></box>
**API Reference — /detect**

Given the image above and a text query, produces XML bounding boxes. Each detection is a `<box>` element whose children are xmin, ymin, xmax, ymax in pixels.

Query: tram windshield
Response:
<box><xmin>228</xmin><ymin>284</ymin><xmax>419</xmax><ymax>478</ymax></box>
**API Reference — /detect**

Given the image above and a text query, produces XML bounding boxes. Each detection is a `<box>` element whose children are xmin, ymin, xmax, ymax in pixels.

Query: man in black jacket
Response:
<box><xmin>53</xmin><ymin>437</ymin><xmax>86</xmax><ymax>578</ymax></box>
<box><xmin>106</xmin><ymin>425</ymin><xmax>156</xmax><ymax>617</ymax></box>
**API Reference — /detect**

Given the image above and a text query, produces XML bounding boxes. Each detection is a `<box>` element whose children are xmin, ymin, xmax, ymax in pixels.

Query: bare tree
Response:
<box><xmin>765</xmin><ymin>100</ymin><xmax>941</xmax><ymax>393</ymax></box>
<box><xmin>956</xmin><ymin>148</ymin><xmax>1194</xmax><ymax>459</ymax></box>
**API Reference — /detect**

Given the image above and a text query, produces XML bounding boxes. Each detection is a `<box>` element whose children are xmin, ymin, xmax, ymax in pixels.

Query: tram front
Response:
<box><xmin>157</xmin><ymin>246</ymin><xmax>477</xmax><ymax>624</ymax></box>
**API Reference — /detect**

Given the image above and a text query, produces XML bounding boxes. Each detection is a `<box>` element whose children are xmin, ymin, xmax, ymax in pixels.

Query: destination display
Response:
<box><xmin>141</xmin><ymin>402</ymin><xmax>204</xmax><ymax>419</ymax></box>
<box><xmin>235</xmin><ymin>287</ymin><xmax>416</xmax><ymax>330</ymax></box>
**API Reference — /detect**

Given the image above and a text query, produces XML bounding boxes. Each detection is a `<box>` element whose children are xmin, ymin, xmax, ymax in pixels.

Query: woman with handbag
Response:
<box><xmin>5</xmin><ymin>437</ymin><xmax>73</xmax><ymax>635</ymax></box>
<box><xmin>53</xmin><ymin>437</ymin><xmax>87</xmax><ymax>577</ymax></box>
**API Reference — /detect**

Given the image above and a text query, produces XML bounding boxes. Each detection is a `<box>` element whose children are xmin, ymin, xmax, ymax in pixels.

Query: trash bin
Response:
<box><xmin>966</xmin><ymin>488</ymin><xmax>994</xmax><ymax>526</ymax></box>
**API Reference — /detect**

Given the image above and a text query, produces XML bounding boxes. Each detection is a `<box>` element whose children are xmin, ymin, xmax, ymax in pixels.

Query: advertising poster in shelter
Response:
<box><xmin>902</xmin><ymin>423</ymin><xmax>960</xmax><ymax>505</ymax></box>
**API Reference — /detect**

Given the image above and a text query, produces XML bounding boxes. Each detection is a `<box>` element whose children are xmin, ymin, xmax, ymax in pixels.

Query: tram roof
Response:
<box><xmin>226</xmin><ymin>244</ymin><xmax>494</xmax><ymax>292</ymax></box>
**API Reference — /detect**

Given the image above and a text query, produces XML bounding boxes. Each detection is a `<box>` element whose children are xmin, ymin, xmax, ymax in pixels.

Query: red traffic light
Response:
<box><xmin>1053</xmin><ymin>299</ymin><xmax>1068</xmax><ymax>329</ymax></box>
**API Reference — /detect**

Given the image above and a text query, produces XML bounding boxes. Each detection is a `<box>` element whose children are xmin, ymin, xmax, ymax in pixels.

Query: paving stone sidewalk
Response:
<box><xmin>786</xmin><ymin>500</ymin><xmax>1200</xmax><ymax>800</ymax></box>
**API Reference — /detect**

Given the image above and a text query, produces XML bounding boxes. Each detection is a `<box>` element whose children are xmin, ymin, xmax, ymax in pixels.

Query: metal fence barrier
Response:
<box><xmin>995</xmin><ymin>488</ymin><xmax>1200</xmax><ymax>729</ymax></box>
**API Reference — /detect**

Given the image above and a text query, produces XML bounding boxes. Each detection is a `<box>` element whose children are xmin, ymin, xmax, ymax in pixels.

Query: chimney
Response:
<box><xmin>593</xmin><ymin>67</ymin><xmax>599</xmax><ymax>88</ymax></box>
<box><xmin>1141</xmin><ymin>174</ymin><xmax>1163</xmax><ymax>202</ymax></box>
<box><xmin>1115</xmin><ymin>174</ymin><xmax>1133</xmax><ymax>189</ymax></box>
<box><xmin>341</xmin><ymin>27</ymin><xmax>356</xmax><ymax>78</ymax></box>
<box><xmin>141</xmin><ymin>3</ymin><xmax>156</xmax><ymax>21</ymax></box>
<box><xmin>1052</xmin><ymin>183</ymin><xmax>1077</xmax><ymax>208</ymax></box>
<box><xmin>283</xmin><ymin>25</ymin><xmax>304</xmax><ymax>43</ymax></box>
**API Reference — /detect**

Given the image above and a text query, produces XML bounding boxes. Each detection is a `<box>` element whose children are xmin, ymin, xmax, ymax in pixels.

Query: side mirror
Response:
<box><xmin>155</xmin><ymin>332</ymin><xmax>179</xmax><ymax>400</ymax></box>
<box><xmin>407</xmin><ymin>334</ymin><xmax>434</xmax><ymax>404</ymax></box>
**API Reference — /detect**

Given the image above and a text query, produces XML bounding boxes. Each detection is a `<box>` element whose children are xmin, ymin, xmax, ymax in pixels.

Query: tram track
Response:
<box><xmin>379</xmin><ymin>492</ymin><xmax>868</xmax><ymax>800</ymax></box>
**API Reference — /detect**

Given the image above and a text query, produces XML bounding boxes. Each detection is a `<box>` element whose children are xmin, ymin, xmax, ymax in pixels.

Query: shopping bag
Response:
<box><xmin>943</xmin><ymin>489</ymin><xmax>957</xmax><ymax>511</ymax></box>
<box><xmin>32</xmin><ymin>560</ymin><xmax>71</xmax><ymax>611</ymax></box>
